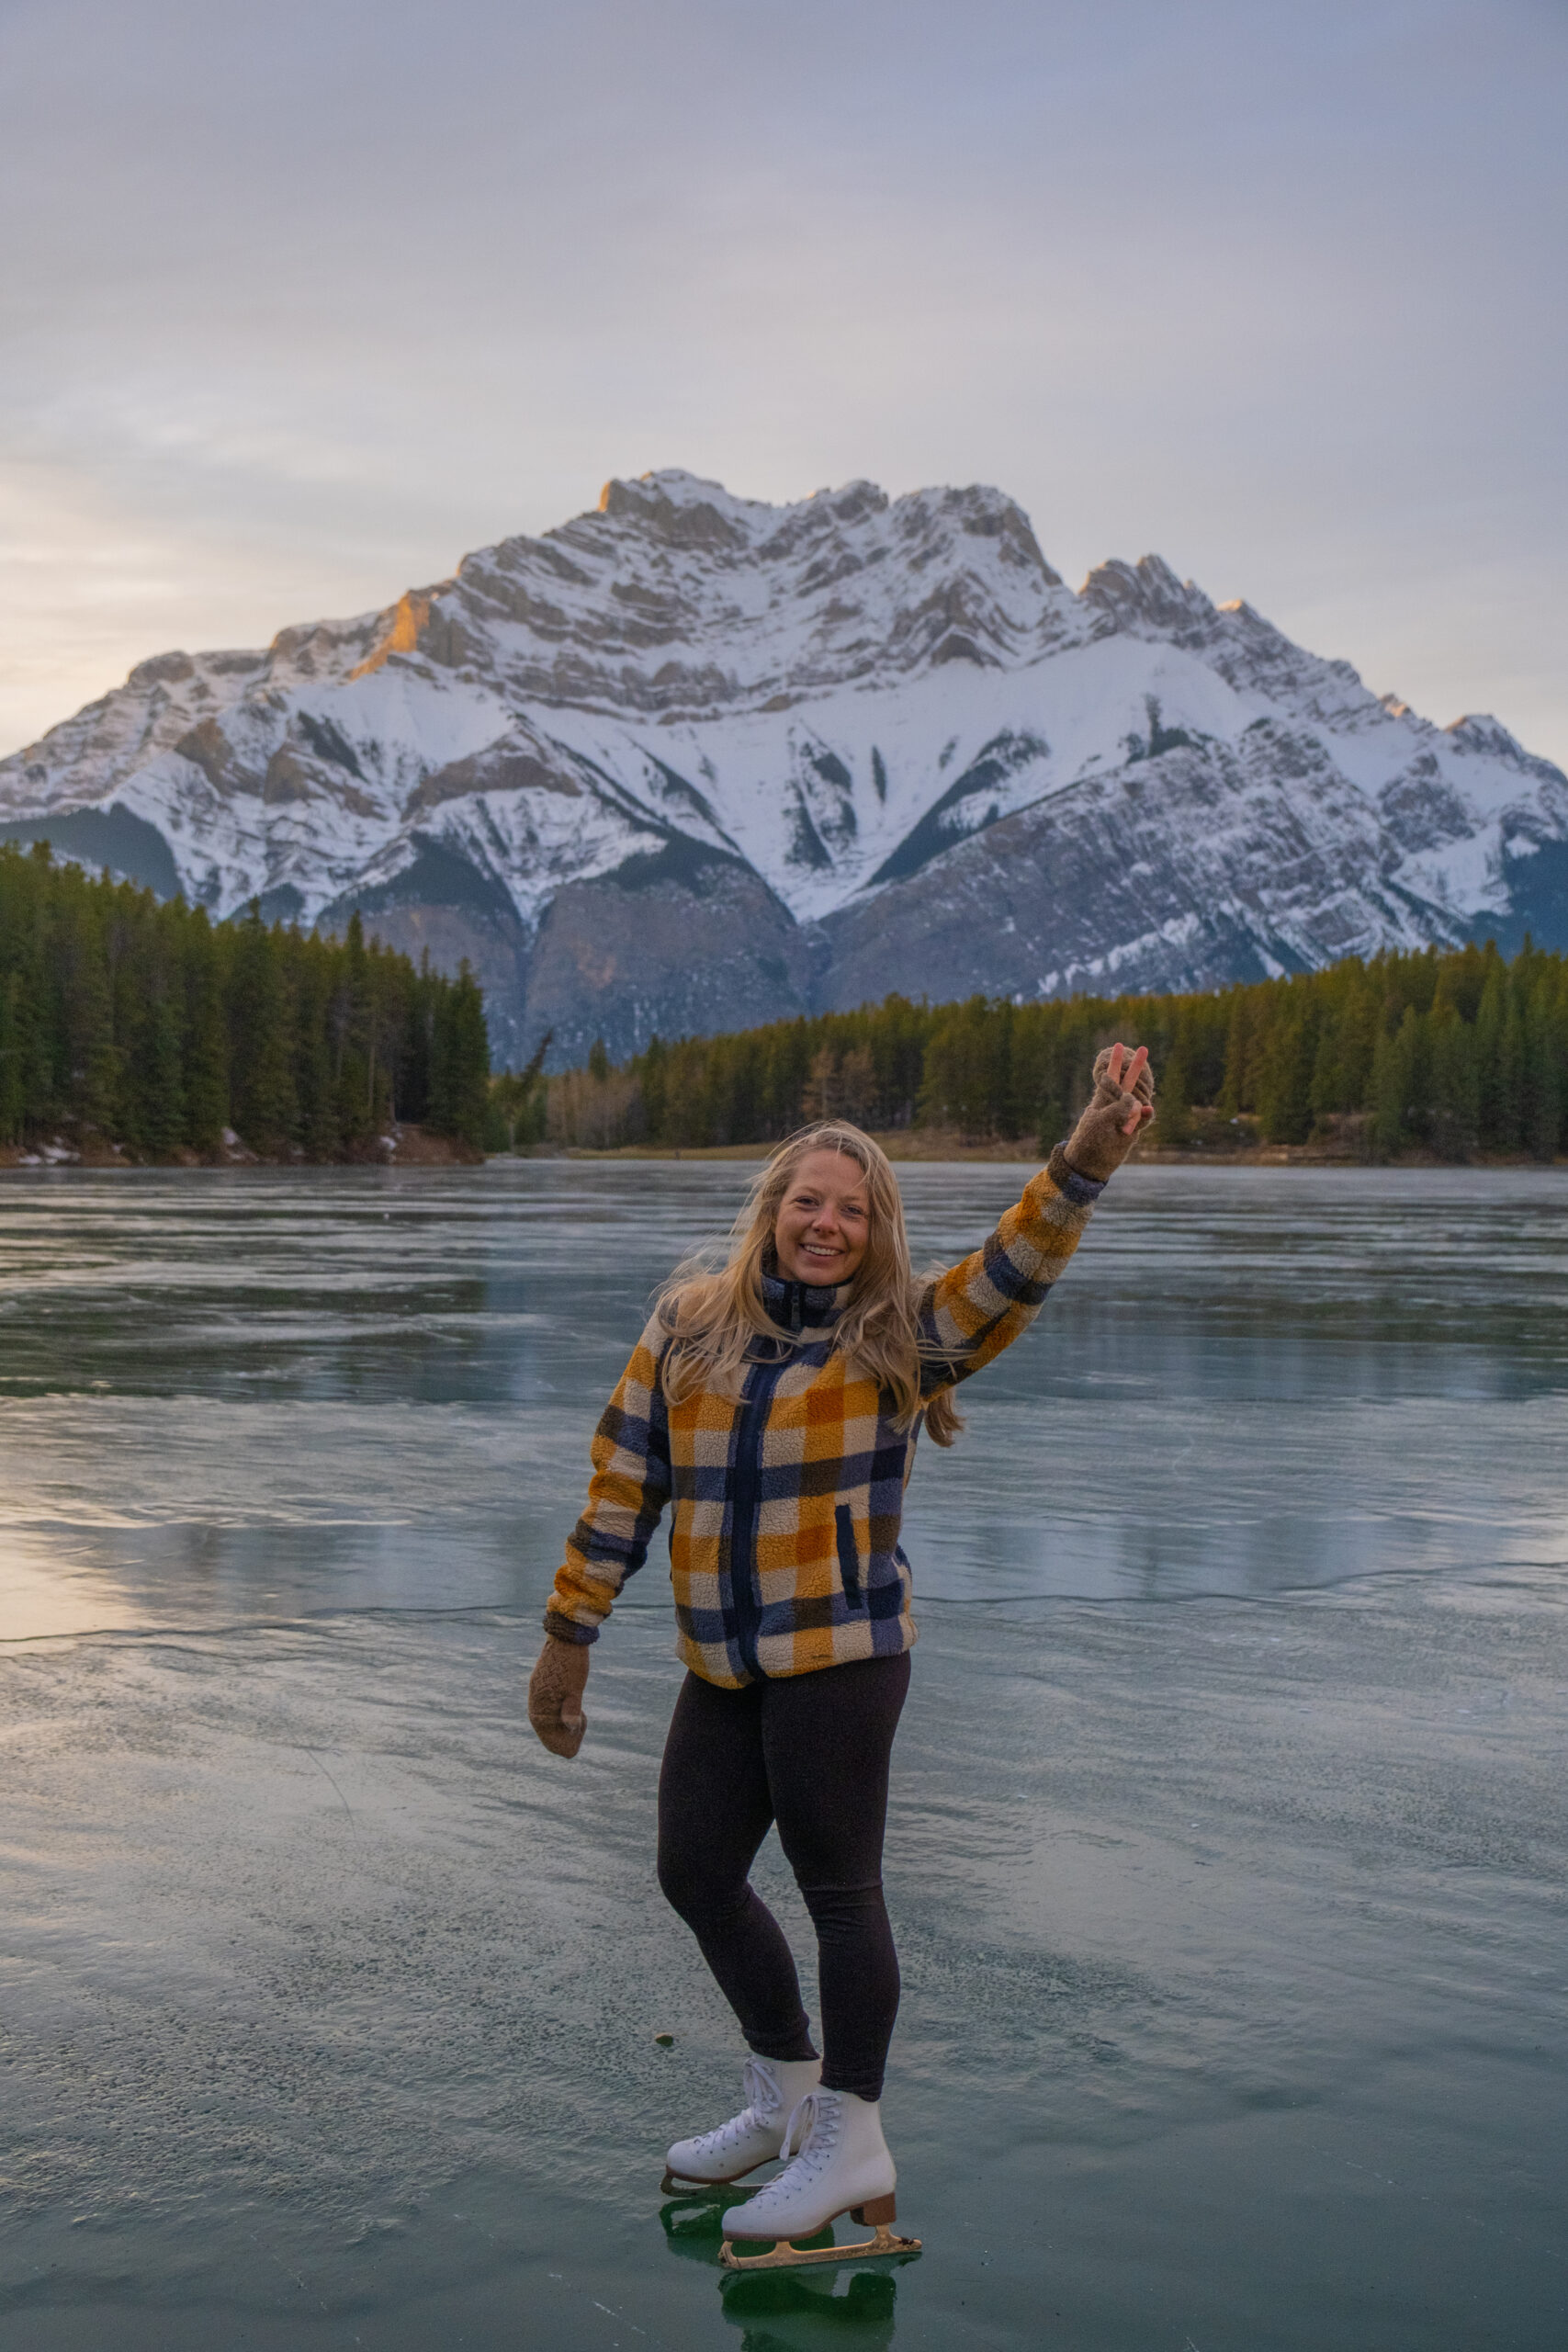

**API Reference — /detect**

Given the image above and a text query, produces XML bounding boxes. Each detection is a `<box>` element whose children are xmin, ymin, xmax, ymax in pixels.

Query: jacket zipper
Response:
<box><xmin>730</xmin><ymin>1351</ymin><xmax>787</xmax><ymax>1679</ymax></box>
<box><xmin>730</xmin><ymin>1281</ymin><xmax>818</xmax><ymax>1679</ymax></box>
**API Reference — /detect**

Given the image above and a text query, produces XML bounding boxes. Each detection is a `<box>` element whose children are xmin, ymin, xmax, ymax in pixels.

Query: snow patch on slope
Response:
<box><xmin>2</xmin><ymin>469</ymin><xmax>1564</xmax><ymax>1038</ymax></box>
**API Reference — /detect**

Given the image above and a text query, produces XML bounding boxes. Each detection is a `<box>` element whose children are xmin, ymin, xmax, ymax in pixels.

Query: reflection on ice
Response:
<box><xmin>715</xmin><ymin>2255</ymin><xmax>900</xmax><ymax>2348</ymax></box>
<box><xmin>1</xmin><ymin>1162</ymin><xmax>1564</xmax><ymax>1641</ymax></box>
<box><xmin>1</xmin><ymin>1163</ymin><xmax>1567</xmax><ymax>2346</ymax></box>
<box><xmin>0</xmin><ymin>1525</ymin><xmax>141</xmax><ymax>1640</ymax></box>
<box><xmin>3</xmin><ymin>1596</ymin><xmax>1564</xmax><ymax>2348</ymax></box>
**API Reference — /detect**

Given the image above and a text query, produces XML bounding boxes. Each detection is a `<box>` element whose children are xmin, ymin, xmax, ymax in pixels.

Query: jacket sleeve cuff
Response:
<box><xmin>544</xmin><ymin>1608</ymin><xmax>600</xmax><ymax>1646</ymax></box>
<box><xmin>1046</xmin><ymin>1142</ymin><xmax>1108</xmax><ymax>1206</ymax></box>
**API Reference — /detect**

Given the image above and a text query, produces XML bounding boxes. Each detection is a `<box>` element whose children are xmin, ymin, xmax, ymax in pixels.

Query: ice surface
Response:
<box><xmin>3</xmin><ymin>1165</ymin><xmax>1564</xmax><ymax>1632</ymax></box>
<box><xmin>1</xmin><ymin>1166</ymin><xmax>1566</xmax><ymax>2348</ymax></box>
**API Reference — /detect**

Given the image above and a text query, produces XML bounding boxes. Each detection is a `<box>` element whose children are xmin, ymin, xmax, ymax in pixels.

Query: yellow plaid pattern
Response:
<box><xmin>547</xmin><ymin>1145</ymin><xmax>1103</xmax><ymax>1686</ymax></box>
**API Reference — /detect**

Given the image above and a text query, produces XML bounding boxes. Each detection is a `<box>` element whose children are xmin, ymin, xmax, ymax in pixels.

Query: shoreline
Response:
<box><xmin>543</xmin><ymin>1135</ymin><xmax>1564</xmax><ymax>1170</ymax></box>
<box><xmin>0</xmin><ymin>1123</ymin><xmax>483</xmax><ymax>1172</ymax></box>
<box><xmin>4</xmin><ymin>1134</ymin><xmax>1562</xmax><ymax>1174</ymax></box>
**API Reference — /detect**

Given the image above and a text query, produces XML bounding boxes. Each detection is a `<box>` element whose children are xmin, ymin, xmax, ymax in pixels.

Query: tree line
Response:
<box><xmin>536</xmin><ymin>938</ymin><xmax>1568</xmax><ymax>1161</ymax></box>
<box><xmin>0</xmin><ymin>842</ymin><xmax>490</xmax><ymax>1158</ymax></box>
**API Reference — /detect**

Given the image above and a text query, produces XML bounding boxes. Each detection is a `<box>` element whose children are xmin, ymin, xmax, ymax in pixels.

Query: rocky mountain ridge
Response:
<box><xmin>3</xmin><ymin>469</ymin><xmax>1563</xmax><ymax>1065</ymax></box>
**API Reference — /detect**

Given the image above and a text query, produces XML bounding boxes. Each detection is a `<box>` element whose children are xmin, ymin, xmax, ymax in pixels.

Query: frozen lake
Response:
<box><xmin>2</xmin><ymin>1163</ymin><xmax>1566</xmax><ymax>2348</ymax></box>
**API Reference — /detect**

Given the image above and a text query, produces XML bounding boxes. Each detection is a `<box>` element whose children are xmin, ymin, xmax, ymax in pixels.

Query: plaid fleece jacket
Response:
<box><xmin>545</xmin><ymin>1144</ymin><xmax>1106</xmax><ymax>1687</ymax></box>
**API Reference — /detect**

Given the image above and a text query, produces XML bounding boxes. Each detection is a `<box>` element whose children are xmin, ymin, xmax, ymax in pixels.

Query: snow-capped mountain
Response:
<box><xmin>4</xmin><ymin>469</ymin><xmax>1564</xmax><ymax>1066</ymax></box>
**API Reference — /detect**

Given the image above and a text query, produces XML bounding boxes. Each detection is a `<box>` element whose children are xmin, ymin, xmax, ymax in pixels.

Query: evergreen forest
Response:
<box><xmin>0</xmin><ymin>842</ymin><xmax>490</xmax><ymax>1159</ymax></box>
<box><xmin>540</xmin><ymin>939</ymin><xmax>1568</xmax><ymax>1162</ymax></box>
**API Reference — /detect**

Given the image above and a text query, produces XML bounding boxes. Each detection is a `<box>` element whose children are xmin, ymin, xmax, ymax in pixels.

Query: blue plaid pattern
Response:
<box><xmin>547</xmin><ymin>1145</ymin><xmax>1104</xmax><ymax>1686</ymax></box>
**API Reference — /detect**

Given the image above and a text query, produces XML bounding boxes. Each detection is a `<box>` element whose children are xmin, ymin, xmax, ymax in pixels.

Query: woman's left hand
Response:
<box><xmin>1064</xmin><ymin>1044</ymin><xmax>1156</xmax><ymax>1181</ymax></box>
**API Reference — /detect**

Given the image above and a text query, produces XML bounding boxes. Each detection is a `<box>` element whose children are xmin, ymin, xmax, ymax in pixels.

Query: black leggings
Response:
<box><xmin>656</xmin><ymin>1651</ymin><xmax>910</xmax><ymax>2103</ymax></box>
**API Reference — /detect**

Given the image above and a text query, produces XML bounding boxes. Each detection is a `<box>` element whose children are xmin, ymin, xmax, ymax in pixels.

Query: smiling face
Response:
<box><xmin>773</xmin><ymin>1148</ymin><xmax>871</xmax><ymax>1287</ymax></box>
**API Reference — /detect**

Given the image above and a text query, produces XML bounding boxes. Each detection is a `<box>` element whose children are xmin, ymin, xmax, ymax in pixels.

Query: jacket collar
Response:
<box><xmin>761</xmin><ymin>1261</ymin><xmax>848</xmax><ymax>1337</ymax></box>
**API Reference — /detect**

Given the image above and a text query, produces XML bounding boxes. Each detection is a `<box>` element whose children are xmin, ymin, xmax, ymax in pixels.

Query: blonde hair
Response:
<box><xmin>657</xmin><ymin>1121</ymin><xmax>964</xmax><ymax>1447</ymax></box>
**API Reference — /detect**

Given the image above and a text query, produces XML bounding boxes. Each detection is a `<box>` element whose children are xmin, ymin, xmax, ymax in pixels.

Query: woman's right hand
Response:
<box><xmin>528</xmin><ymin>1634</ymin><xmax>590</xmax><ymax>1758</ymax></box>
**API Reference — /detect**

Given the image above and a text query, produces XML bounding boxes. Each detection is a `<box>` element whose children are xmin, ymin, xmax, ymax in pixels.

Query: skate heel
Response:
<box><xmin>851</xmin><ymin>2194</ymin><xmax>897</xmax><ymax>2226</ymax></box>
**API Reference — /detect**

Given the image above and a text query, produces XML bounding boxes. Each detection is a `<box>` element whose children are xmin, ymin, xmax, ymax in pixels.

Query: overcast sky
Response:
<box><xmin>3</xmin><ymin>0</ymin><xmax>1564</xmax><ymax>761</ymax></box>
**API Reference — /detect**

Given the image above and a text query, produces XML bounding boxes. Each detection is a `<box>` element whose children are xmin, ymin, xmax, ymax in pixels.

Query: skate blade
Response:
<box><xmin>660</xmin><ymin>2165</ymin><xmax>766</xmax><ymax>2198</ymax></box>
<box><xmin>719</xmin><ymin>2223</ymin><xmax>921</xmax><ymax>2272</ymax></box>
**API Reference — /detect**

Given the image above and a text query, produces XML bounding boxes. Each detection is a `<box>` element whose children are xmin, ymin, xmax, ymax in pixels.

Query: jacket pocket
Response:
<box><xmin>834</xmin><ymin>1504</ymin><xmax>863</xmax><ymax>1609</ymax></box>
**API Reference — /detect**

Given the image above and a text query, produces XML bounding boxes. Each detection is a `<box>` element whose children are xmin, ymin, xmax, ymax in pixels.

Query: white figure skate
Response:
<box><xmin>718</xmin><ymin>2088</ymin><xmax>920</xmax><ymax>2270</ymax></box>
<box><xmin>661</xmin><ymin>2055</ymin><xmax>821</xmax><ymax>2195</ymax></box>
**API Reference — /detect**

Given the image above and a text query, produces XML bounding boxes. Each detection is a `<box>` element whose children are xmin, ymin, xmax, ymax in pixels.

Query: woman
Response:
<box><xmin>528</xmin><ymin>1043</ymin><xmax>1155</xmax><ymax>2256</ymax></box>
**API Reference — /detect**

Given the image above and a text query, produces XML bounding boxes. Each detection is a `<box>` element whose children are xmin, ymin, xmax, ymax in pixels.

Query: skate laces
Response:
<box><xmin>741</xmin><ymin>2056</ymin><xmax>783</xmax><ymax>2123</ymax></box>
<box><xmin>693</xmin><ymin>2056</ymin><xmax>781</xmax><ymax>2155</ymax></box>
<box><xmin>776</xmin><ymin>2088</ymin><xmax>841</xmax><ymax>2177</ymax></box>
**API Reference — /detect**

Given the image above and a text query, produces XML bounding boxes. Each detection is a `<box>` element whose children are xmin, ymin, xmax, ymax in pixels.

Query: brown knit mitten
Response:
<box><xmin>1064</xmin><ymin>1044</ymin><xmax>1156</xmax><ymax>1182</ymax></box>
<box><xmin>528</xmin><ymin>1634</ymin><xmax>590</xmax><ymax>1758</ymax></box>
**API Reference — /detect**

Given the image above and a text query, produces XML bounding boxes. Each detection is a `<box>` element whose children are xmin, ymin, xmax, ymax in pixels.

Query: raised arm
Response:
<box><xmin>529</xmin><ymin>1314</ymin><xmax>673</xmax><ymax>1756</ymax></box>
<box><xmin>919</xmin><ymin>1043</ymin><xmax>1154</xmax><ymax>1394</ymax></box>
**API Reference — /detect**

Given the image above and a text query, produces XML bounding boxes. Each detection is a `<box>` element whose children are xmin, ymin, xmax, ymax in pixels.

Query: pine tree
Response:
<box><xmin>1155</xmin><ymin>1051</ymin><xmax>1192</xmax><ymax>1148</ymax></box>
<box><xmin>429</xmin><ymin>963</ymin><xmax>490</xmax><ymax>1146</ymax></box>
<box><xmin>141</xmin><ymin>976</ymin><xmax>187</xmax><ymax>1158</ymax></box>
<box><xmin>1219</xmin><ymin>991</ymin><xmax>1254</xmax><ymax>1115</ymax></box>
<box><xmin>1523</xmin><ymin>971</ymin><xmax>1563</xmax><ymax>1161</ymax></box>
<box><xmin>0</xmin><ymin>969</ymin><xmax>21</xmax><ymax>1145</ymax></box>
<box><xmin>294</xmin><ymin>942</ymin><xmax>339</xmax><ymax>1159</ymax></box>
<box><xmin>182</xmin><ymin>909</ymin><xmax>230</xmax><ymax>1152</ymax></box>
<box><xmin>1498</xmin><ymin>980</ymin><xmax>1528</xmax><ymax>1155</ymax></box>
<box><xmin>1371</xmin><ymin>1005</ymin><xmax>1422</xmax><ymax>1159</ymax></box>
<box><xmin>1427</xmin><ymin>1005</ymin><xmax>1479</xmax><ymax>1160</ymax></box>
<box><xmin>1258</xmin><ymin>993</ymin><xmax>1314</xmax><ymax>1143</ymax></box>
<box><xmin>402</xmin><ymin>952</ymin><xmax>436</xmax><ymax>1128</ymax></box>
<box><xmin>6</xmin><ymin>851</ymin><xmax>54</xmax><ymax>1124</ymax></box>
<box><xmin>62</xmin><ymin>876</ymin><xmax>118</xmax><ymax>1136</ymax></box>
<box><xmin>229</xmin><ymin>907</ymin><xmax>297</xmax><ymax>1149</ymax></box>
<box><xmin>331</xmin><ymin>911</ymin><xmax>373</xmax><ymax>1147</ymax></box>
<box><xmin>639</xmin><ymin>1035</ymin><xmax>668</xmax><ymax>1140</ymax></box>
<box><xmin>920</xmin><ymin>997</ymin><xmax>1010</xmax><ymax>1135</ymax></box>
<box><xmin>1473</xmin><ymin>959</ymin><xmax>1506</xmax><ymax>1149</ymax></box>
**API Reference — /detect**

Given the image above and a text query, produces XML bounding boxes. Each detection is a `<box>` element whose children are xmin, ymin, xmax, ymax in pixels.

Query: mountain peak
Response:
<box><xmin>421</xmin><ymin>469</ymin><xmax>1078</xmax><ymax>716</ymax></box>
<box><xmin>1080</xmin><ymin>553</ymin><xmax>1216</xmax><ymax>639</ymax></box>
<box><xmin>600</xmin><ymin>467</ymin><xmax>733</xmax><ymax>511</ymax></box>
<box><xmin>594</xmin><ymin>469</ymin><xmax>763</xmax><ymax>547</ymax></box>
<box><xmin>1446</xmin><ymin>713</ymin><xmax>1521</xmax><ymax>759</ymax></box>
<box><xmin>3</xmin><ymin>468</ymin><xmax>1562</xmax><ymax>1069</ymax></box>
